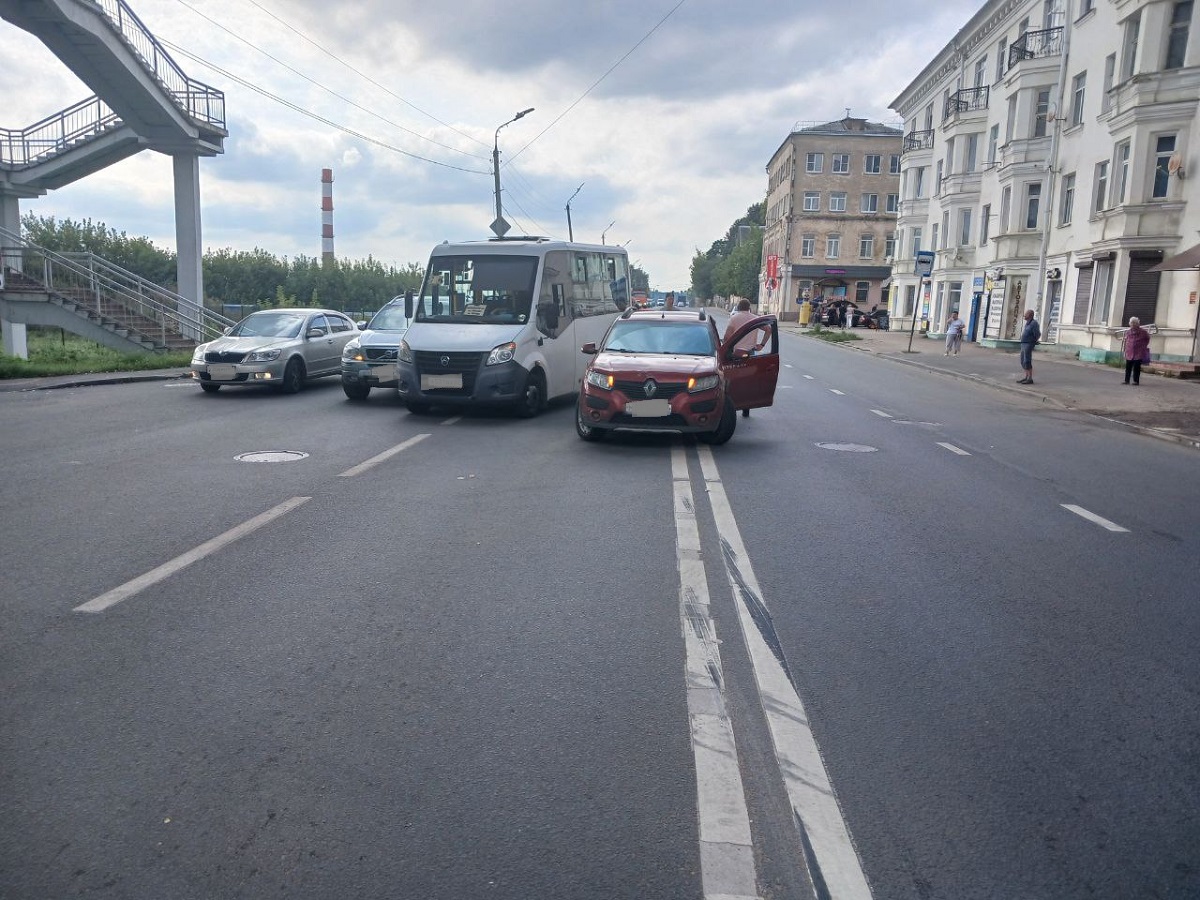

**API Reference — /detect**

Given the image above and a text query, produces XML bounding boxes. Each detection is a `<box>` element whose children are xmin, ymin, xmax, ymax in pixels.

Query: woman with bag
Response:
<box><xmin>1122</xmin><ymin>316</ymin><xmax>1151</xmax><ymax>385</ymax></box>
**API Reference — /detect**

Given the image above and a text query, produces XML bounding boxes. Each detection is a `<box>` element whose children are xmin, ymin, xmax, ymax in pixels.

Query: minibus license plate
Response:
<box><xmin>422</xmin><ymin>373</ymin><xmax>462</xmax><ymax>389</ymax></box>
<box><xmin>626</xmin><ymin>399</ymin><xmax>670</xmax><ymax>417</ymax></box>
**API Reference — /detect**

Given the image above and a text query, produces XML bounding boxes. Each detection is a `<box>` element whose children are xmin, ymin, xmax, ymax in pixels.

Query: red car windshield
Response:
<box><xmin>602</xmin><ymin>320</ymin><xmax>716</xmax><ymax>356</ymax></box>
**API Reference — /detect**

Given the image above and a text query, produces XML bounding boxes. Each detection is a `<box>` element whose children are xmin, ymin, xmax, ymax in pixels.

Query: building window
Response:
<box><xmin>1060</xmin><ymin>173</ymin><xmax>1076</xmax><ymax>224</ymax></box>
<box><xmin>1121</xmin><ymin>11</ymin><xmax>1141</xmax><ymax>80</ymax></box>
<box><xmin>885</xmin><ymin>233</ymin><xmax>897</xmax><ymax>257</ymax></box>
<box><xmin>886</xmin><ymin>193</ymin><xmax>899</xmax><ymax>214</ymax></box>
<box><xmin>942</xmin><ymin>210</ymin><xmax>950</xmax><ymax>247</ymax></box>
<box><xmin>826</xmin><ymin>234</ymin><xmax>841</xmax><ymax>259</ymax></box>
<box><xmin>979</xmin><ymin>204</ymin><xmax>991</xmax><ymax>246</ymax></box>
<box><xmin>935</xmin><ymin>160</ymin><xmax>944</xmax><ymax>195</ymax></box>
<box><xmin>1094</xmin><ymin>160</ymin><xmax>1109</xmax><ymax>212</ymax></box>
<box><xmin>1080</xmin><ymin>0</ymin><xmax>1094</xmax><ymax>15</ymax></box>
<box><xmin>889</xmin><ymin>154</ymin><xmax>901</xmax><ymax>175</ymax></box>
<box><xmin>948</xmin><ymin>281</ymin><xmax>963</xmax><ymax>315</ymax></box>
<box><xmin>923</xmin><ymin>103</ymin><xmax>934</xmax><ymax>131</ymax></box>
<box><xmin>859</xmin><ymin>234</ymin><xmax>875</xmax><ymax>258</ymax></box>
<box><xmin>1153</xmin><ymin>135</ymin><xmax>1177</xmax><ymax>198</ymax></box>
<box><xmin>832</xmin><ymin>153</ymin><xmax>851</xmax><ymax>174</ymax></box>
<box><xmin>965</xmin><ymin>133</ymin><xmax>979</xmax><ymax>172</ymax></box>
<box><xmin>959</xmin><ymin>208</ymin><xmax>972</xmax><ymax>246</ymax></box>
<box><xmin>997</xmin><ymin>37</ymin><xmax>1008</xmax><ymax>80</ymax></box>
<box><xmin>1166</xmin><ymin>1</ymin><xmax>1193</xmax><ymax>69</ymax></box>
<box><xmin>856</xmin><ymin>281</ymin><xmax>871</xmax><ymax>303</ymax></box>
<box><xmin>974</xmin><ymin>55</ymin><xmax>988</xmax><ymax>87</ymax></box>
<box><xmin>1033</xmin><ymin>89</ymin><xmax>1051</xmax><ymax>137</ymax></box>
<box><xmin>1102</xmin><ymin>54</ymin><xmax>1116</xmax><ymax>113</ymax></box>
<box><xmin>830</xmin><ymin>192</ymin><xmax>847</xmax><ymax>212</ymax></box>
<box><xmin>1025</xmin><ymin>182</ymin><xmax>1042</xmax><ymax>229</ymax></box>
<box><xmin>1115</xmin><ymin>140</ymin><xmax>1131</xmax><ymax>203</ymax></box>
<box><xmin>862</xmin><ymin>193</ymin><xmax>879</xmax><ymax>213</ymax></box>
<box><xmin>803</xmin><ymin>191</ymin><xmax>820</xmax><ymax>211</ymax></box>
<box><xmin>911</xmin><ymin>227</ymin><xmax>923</xmax><ymax>255</ymax></box>
<box><xmin>915</xmin><ymin>167</ymin><xmax>926</xmax><ymax>198</ymax></box>
<box><xmin>931</xmin><ymin>221</ymin><xmax>940</xmax><ymax>251</ymax></box>
<box><xmin>1006</xmin><ymin>94</ymin><xmax>1018</xmax><ymax>141</ymax></box>
<box><xmin>1000</xmin><ymin>186</ymin><xmax>1012</xmax><ymax>231</ymax></box>
<box><xmin>945</xmin><ymin>137</ymin><xmax>956</xmax><ymax>174</ymax></box>
<box><xmin>989</xmin><ymin>124</ymin><xmax>1000</xmax><ymax>164</ymax></box>
<box><xmin>806</xmin><ymin>152</ymin><xmax>824</xmax><ymax>173</ymax></box>
<box><xmin>1070</xmin><ymin>72</ymin><xmax>1086</xmax><ymax>125</ymax></box>
<box><xmin>801</xmin><ymin>234</ymin><xmax>816</xmax><ymax>258</ymax></box>
<box><xmin>1090</xmin><ymin>259</ymin><xmax>1114</xmax><ymax>324</ymax></box>
<box><xmin>864</xmin><ymin>154</ymin><xmax>881</xmax><ymax>174</ymax></box>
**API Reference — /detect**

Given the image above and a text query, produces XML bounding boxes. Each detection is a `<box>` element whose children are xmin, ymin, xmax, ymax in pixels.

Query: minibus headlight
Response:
<box><xmin>486</xmin><ymin>342</ymin><xmax>517</xmax><ymax>366</ymax></box>
<box><xmin>586</xmin><ymin>369</ymin><xmax>614</xmax><ymax>390</ymax></box>
<box><xmin>398</xmin><ymin>339</ymin><xmax>413</xmax><ymax>363</ymax></box>
<box><xmin>687</xmin><ymin>374</ymin><xmax>719</xmax><ymax>393</ymax></box>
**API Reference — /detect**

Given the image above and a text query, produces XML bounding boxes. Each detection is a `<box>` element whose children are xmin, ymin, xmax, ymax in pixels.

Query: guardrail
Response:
<box><xmin>0</xmin><ymin>96</ymin><xmax>122</xmax><ymax>167</ymax></box>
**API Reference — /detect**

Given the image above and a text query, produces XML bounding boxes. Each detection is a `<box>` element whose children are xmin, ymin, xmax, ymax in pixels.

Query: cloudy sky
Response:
<box><xmin>2</xmin><ymin>0</ymin><xmax>980</xmax><ymax>291</ymax></box>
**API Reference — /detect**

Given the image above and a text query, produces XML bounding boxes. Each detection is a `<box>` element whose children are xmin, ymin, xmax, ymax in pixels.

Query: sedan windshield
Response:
<box><xmin>230</xmin><ymin>312</ymin><xmax>305</xmax><ymax>339</ymax></box>
<box><xmin>603</xmin><ymin>321</ymin><xmax>716</xmax><ymax>356</ymax></box>
<box><xmin>367</xmin><ymin>303</ymin><xmax>411</xmax><ymax>331</ymax></box>
<box><xmin>414</xmin><ymin>254</ymin><xmax>538</xmax><ymax>325</ymax></box>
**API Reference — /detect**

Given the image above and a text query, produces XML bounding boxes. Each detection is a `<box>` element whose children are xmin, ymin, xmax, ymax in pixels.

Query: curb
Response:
<box><xmin>0</xmin><ymin>370</ymin><xmax>190</xmax><ymax>392</ymax></box>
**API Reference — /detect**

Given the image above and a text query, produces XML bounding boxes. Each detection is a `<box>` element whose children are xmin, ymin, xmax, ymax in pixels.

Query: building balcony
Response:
<box><xmin>943</xmin><ymin>86</ymin><xmax>990</xmax><ymax>124</ymax></box>
<box><xmin>1007</xmin><ymin>27</ymin><xmax>1063</xmax><ymax>70</ymax></box>
<box><xmin>902</xmin><ymin>129</ymin><xmax>934</xmax><ymax>155</ymax></box>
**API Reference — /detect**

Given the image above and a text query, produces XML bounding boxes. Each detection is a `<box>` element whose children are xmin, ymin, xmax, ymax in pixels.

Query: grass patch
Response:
<box><xmin>806</xmin><ymin>325</ymin><xmax>863</xmax><ymax>344</ymax></box>
<box><xmin>0</xmin><ymin>328</ymin><xmax>191</xmax><ymax>379</ymax></box>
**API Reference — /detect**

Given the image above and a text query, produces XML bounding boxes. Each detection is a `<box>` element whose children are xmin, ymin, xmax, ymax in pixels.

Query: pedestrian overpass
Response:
<box><xmin>0</xmin><ymin>0</ymin><xmax>227</xmax><ymax>356</ymax></box>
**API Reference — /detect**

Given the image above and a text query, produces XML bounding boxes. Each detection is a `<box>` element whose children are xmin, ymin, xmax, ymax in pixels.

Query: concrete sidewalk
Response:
<box><xmin>786</xmin><ymin>324</ymin><xmax>1200</xmax><ymax>451</ymax></box>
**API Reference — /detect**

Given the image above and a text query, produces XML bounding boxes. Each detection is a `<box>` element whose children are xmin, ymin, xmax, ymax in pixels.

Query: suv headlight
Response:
<box><xmin>586</xmin><ymin>369</ymin><xmax>614</xmax><ymax>390</ymax></box>
<box><xmin>342</xmin><ymin>340</ymin><xmax>363</xmax><ymax>361</ymax></box>
<box><xmin>398</xmin><ymin>339</ymin><xmax>413</xmax><ymax>363</ymax></box>
<box><xmin>486</xmin><ymin>342</ymin><xmax>516</xmax><ymax>366</ymax></box>
<box><xmin>244</xmin><ymin>348</ymin><xmax>281</xmax><ymax>363</ymax></box>
<box><xmin>687</xmin><ymin>374</ymin><xmax>720</xmax><ymax>393</ymax></box>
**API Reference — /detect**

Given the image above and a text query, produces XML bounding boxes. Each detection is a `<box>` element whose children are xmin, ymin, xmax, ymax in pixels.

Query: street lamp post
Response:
<box><xmin>602</xmin><ymin>221</ymin><xmax>615</xmax><ymax>245</ymax></box>
<box><xmin>492</xmin><ymin>107</ymin><xmax>534</xmax><ymax>237</ymax></box>
<box><xmin>565</xmin><ymin>183</ymin><xmax>584</xmax><ymax>242</ymax></box>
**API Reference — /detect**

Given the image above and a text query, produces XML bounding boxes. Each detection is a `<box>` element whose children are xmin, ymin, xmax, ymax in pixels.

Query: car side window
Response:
<box><xmin>309</xmin><ymin>315</ymin><xmax>329</xmax><ymax>336</ymax></box>
<box><xmin>329</xmin><ymin>315</ymin><xmax>353</xmax><ymax>333</ymax></box>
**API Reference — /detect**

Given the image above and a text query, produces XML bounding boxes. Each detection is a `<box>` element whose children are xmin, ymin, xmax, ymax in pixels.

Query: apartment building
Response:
<box><xmin>760</xmin><ymin>117</ymin><xmax>902</xmax><ymax>317</ymax></box>
<box><xmin>890</xmin><ymin>0</ymin><xmax>1198</xmax><ymax>361</ymax></box>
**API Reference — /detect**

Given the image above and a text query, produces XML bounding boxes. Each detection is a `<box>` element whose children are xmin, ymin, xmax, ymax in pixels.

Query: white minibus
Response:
<box><xmin>396</xmin><ymin>237</ymin><xmax>631</xmax><ymax>416</ymax></box>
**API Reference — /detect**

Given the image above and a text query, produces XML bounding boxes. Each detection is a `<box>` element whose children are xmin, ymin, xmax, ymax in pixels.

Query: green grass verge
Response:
<box><xmin>0</xmin><ymin>328</ymin><xmax>192</xmax><ymax>379</ymax></box>
<box><xmin>805</xmin><ymin>325</ymin><xmax>863</xmax><ymax>344</ymax></box>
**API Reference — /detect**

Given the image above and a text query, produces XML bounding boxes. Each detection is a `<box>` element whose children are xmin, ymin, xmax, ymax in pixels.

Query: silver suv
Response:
<box><xmin>341</xmin><ymin>296</ymin><xmax>413</xmax><ymax>401</ymax></box>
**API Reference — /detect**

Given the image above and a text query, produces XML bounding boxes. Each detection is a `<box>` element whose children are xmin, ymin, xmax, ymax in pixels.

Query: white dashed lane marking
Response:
<box><xmin>338</xmin><ymin>434</ymin><xmax>431</xmax><ymax>477</ymax></box>
<box><xmin>1062</xmin><ymin>504</ymin><xmax>1129</xmax><ymax>533</ymax></box>
<box><xmin>871</xmin><ymin>409</ymin><xmax>893</xmax><ymax>418</ymax></box>
<box><xmin>830</xmin><ymin>389</ymin><xmax>845</xmax><ymax>395</ymax></box>
<box><xmin>937</xmin><ymin>442</ymin><xmax>971</xmax><ymax>455</ymax></box>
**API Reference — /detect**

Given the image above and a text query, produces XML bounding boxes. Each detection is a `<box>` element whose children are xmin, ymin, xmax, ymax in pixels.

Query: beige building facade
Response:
<box><xmin>760</xmin><ymin>118</ymin><xmax>902</xmax><ymax>317</ymax></box>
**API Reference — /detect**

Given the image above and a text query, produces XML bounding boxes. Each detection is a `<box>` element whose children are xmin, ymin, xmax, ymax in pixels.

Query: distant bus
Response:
<box><xmin>396</xmin><ymin>237</ymin><xmax>631</xmax><ymax>417</ymax></box>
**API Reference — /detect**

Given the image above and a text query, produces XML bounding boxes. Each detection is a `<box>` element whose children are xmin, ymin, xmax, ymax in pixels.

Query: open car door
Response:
<box><xmin>721</xmin><ymin>315</ymin><xmax>779</xmax><ymax>411</ymax></box>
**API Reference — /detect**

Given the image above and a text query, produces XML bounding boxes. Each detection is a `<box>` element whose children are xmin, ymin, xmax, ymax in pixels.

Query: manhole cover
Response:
<box><xmin>235</xmin><ymin>450</ymin><xmax>310</xmax><ymax>463</ymax></box>
<box><xmin>815</xmin><ymin>442</ymin><xmax>878</xmax><ymax>453</ymax></box>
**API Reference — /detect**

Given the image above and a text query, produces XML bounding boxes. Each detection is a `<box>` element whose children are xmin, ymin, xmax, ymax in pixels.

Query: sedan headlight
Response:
<box><xmin>191</xmin><ymin>345</ymin><xmax>207</xmax><ymax>364</ymax></box>
<box><xmin>342</xmin><ymin>340</ymin><xmax>363</xmax><ymax>362</ymax></box>
<box><xmin>398</xmin><ymin>339</ymin><xmax>413</xmax><ymax>363</ymax></box>
<box><xmin>687</xmin><ymin>374</ymin><xmax>720</xmax><ymax>393</ymax></box>
<box><xmin>243</xmin><ymin>348</ymin><xmax>282</xmax><ymax>363</ymax></box>
<box><xmin>586</xmin><ymin>369</ymin><xmax>614</xmax><ymax>390</ymax></box>
<box><xmin>486</xmin><ymin>342</ymin><xmax>517</xmax><ymax>366</ymax></box>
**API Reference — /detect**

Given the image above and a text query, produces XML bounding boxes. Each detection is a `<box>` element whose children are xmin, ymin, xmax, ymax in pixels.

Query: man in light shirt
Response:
<box><xmin>724</xmin><ymin>298</ymin><xmax>769</xmax><ymax>417</ymax></box>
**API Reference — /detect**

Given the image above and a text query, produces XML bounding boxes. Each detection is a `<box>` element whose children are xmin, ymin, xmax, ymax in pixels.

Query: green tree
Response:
<box><xmin>712</xmin><ymin>226</ymin><xmax>762</xmax><ymax>301</ymax></box>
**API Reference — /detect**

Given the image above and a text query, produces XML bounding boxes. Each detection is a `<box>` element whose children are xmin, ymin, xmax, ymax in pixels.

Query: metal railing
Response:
<box><xmin>902</xmin><ymin>130</ymin><xmax>934</xmax><ymax>153</ymax></box>
<box><xmin>0</xmin><ymin>96</ymin><xmax>122</xmax><ymax>167</ymax></box>
<box><xmin>0</xmin><ymin>225</ymin><xmax>233</xmax><ymax>347</ymax></box>
<box><xmin>943</xmin><ymin>85</ymin><xmax>990</xmax><ymax>120</ymax></box>
<box><xmin>93</xmin><ymin>0</ymin><xmax>226</xmax><ymax>128</ymax></box>
<box><xmin>1008</xmin><ymin>26</ymin><xmax>1064</xmax><ymax>68</ymax></box>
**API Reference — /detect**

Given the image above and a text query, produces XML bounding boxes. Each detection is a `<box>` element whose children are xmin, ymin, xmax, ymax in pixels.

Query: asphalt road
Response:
<box><xmin>1</xmin><ymin>324</ymin><xmax>1198</xmax><ymax>899</ymax></box>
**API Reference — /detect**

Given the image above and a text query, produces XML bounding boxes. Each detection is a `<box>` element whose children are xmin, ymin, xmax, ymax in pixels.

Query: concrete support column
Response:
<box><xmin>1</xmin><ymin>194</ymin><xmax>28</xmax><ymax>359</ymax></box>
<box><xmin>173</xmin><ymin>154</ymin><xmax>204</xmax><ymax>341</ymax></box>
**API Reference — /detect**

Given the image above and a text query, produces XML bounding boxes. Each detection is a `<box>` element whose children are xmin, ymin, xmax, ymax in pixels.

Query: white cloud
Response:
<box><xmin>1</xmin><ymin>0</ymin><xmax>980</xmax><ymax>289</ymax></box>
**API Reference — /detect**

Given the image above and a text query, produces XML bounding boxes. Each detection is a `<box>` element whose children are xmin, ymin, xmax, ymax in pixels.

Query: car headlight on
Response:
<box><xmin>486</xmin><ymin>342</ymin><xmax>517</xmax><ymax>366</ymax></box>
<box><xmin>687</xmin><ymin>374</ymin><xmax>720</xmax><ymax>393</ymax></box>
<box><xmin>586</xmin><ymin>369</ymin><xmax>614</xmax><ymax>390</ymax></box>
<box><xmin>342</xmin><ymin>340</ymin><xmax>363</xmax><ymax>362</ymax></box>
<box><xmin>243</xmin><ymin>348</ymin><xmax>281</xmax><ymax>363</ymax></box>
<box><xmin>398</xmin><ymin>339</ymin><xmax>413</xmax><ymax>363</ymax></box>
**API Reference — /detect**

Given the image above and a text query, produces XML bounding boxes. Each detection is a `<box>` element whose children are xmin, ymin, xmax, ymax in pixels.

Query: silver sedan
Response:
<box><xmin>191</xmin><ymin>307</ymin><xmax>359</xmax><ymax>394</ymax></box>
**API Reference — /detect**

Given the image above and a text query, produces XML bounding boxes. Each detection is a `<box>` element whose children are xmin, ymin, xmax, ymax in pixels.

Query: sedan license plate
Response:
<box><xmin>422</xmin><ymin>373</ymin><xmax>462</xmax><ymax>390</ymax></box>
<box><xmin>626</xmin><ymin>398</ymin><xmax>671</xmax><ymax>417</ymax></box>
<box><xmin>207</xmin><ymin>364</ymin><xmax>237</xmax><ymax>380</ymax></box>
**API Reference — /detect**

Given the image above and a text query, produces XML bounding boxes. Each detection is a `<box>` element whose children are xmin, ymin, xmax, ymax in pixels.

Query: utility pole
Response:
<box><xmin>491</xmin><ymin>108</ymin><xmax>534</xmax><ymax>238</ymax></box>
<box><xmin>565</xmin><ymin>183</ymin><xmax>583</xmax><ymax>242</ymax></box>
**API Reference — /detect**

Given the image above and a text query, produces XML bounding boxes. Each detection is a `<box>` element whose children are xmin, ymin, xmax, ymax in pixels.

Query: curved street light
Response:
<box><xmin>601</xmin><ymin>221</ymin><xmax>616</xmax><ymax>245</ymax></box>
<box><xmin>492</xmin><ymin>107</ymin><xmax>535</xmax><ymax>236</ymax></box>
<box><xmin>564</xmin><ymin>183</ymin><xmax>584</xmax><ymax>242</ymax></box>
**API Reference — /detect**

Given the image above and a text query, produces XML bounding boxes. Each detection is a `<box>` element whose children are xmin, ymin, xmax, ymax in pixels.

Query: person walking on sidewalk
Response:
<box><xmin>944</xmin><ymin>311</ymin><xmax>966</xmax><ymax>356</ymax></box>
<box><xmin>1122</xmin><ymin>316</ymin><xmax>1151</xmax><ymax>385</ymax></box>
<box><xmin>1017</xmin><ymin>309</ymin><xmax>1040</xmax><ymax>384</ymax></box>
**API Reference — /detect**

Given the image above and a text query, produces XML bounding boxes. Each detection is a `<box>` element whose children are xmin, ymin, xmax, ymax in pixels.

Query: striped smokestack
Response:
<box><xmin>321</xmin><ymin>168</ymin><xmax>334</xmax><ymax>264</ymax></box>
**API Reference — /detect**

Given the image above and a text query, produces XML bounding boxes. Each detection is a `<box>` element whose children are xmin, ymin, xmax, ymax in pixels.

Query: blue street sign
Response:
<box><xmin>914</xmin><ymin>251</ymin><xmax>935</xmax><ymax>278</ymax></box>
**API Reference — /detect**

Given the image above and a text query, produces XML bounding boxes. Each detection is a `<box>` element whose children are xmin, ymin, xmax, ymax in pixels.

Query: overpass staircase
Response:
<box><xmin>0</xmin><ymin>225</ymin><xmax>232</xmax><ymax>353</ymax></box>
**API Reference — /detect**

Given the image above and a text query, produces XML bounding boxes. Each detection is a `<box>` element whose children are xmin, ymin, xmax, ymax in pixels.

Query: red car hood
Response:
<box><xmin>593</xmin><ymin>352</ymin><xmax>718</xmax><ymax>379</ymax></box>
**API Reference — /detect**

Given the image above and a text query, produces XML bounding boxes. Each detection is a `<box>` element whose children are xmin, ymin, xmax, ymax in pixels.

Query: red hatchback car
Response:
<box><xmin>576</xmin><ymin>308</ymin><xmax>779</xmax><ymax>444</ymax></box>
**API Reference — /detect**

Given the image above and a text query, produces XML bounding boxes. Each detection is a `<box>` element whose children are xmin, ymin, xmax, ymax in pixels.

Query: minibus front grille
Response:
<box><xmin>414</xmin><ymin>350</ymin><xmax>485</xmax><ymax>393</ymax></box>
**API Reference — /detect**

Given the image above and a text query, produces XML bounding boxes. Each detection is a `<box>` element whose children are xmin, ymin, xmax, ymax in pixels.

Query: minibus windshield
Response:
<box><xmin>414</xmin><ymin>254</ymin><xmax>539</xmax><ymax>325</ymax></box>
